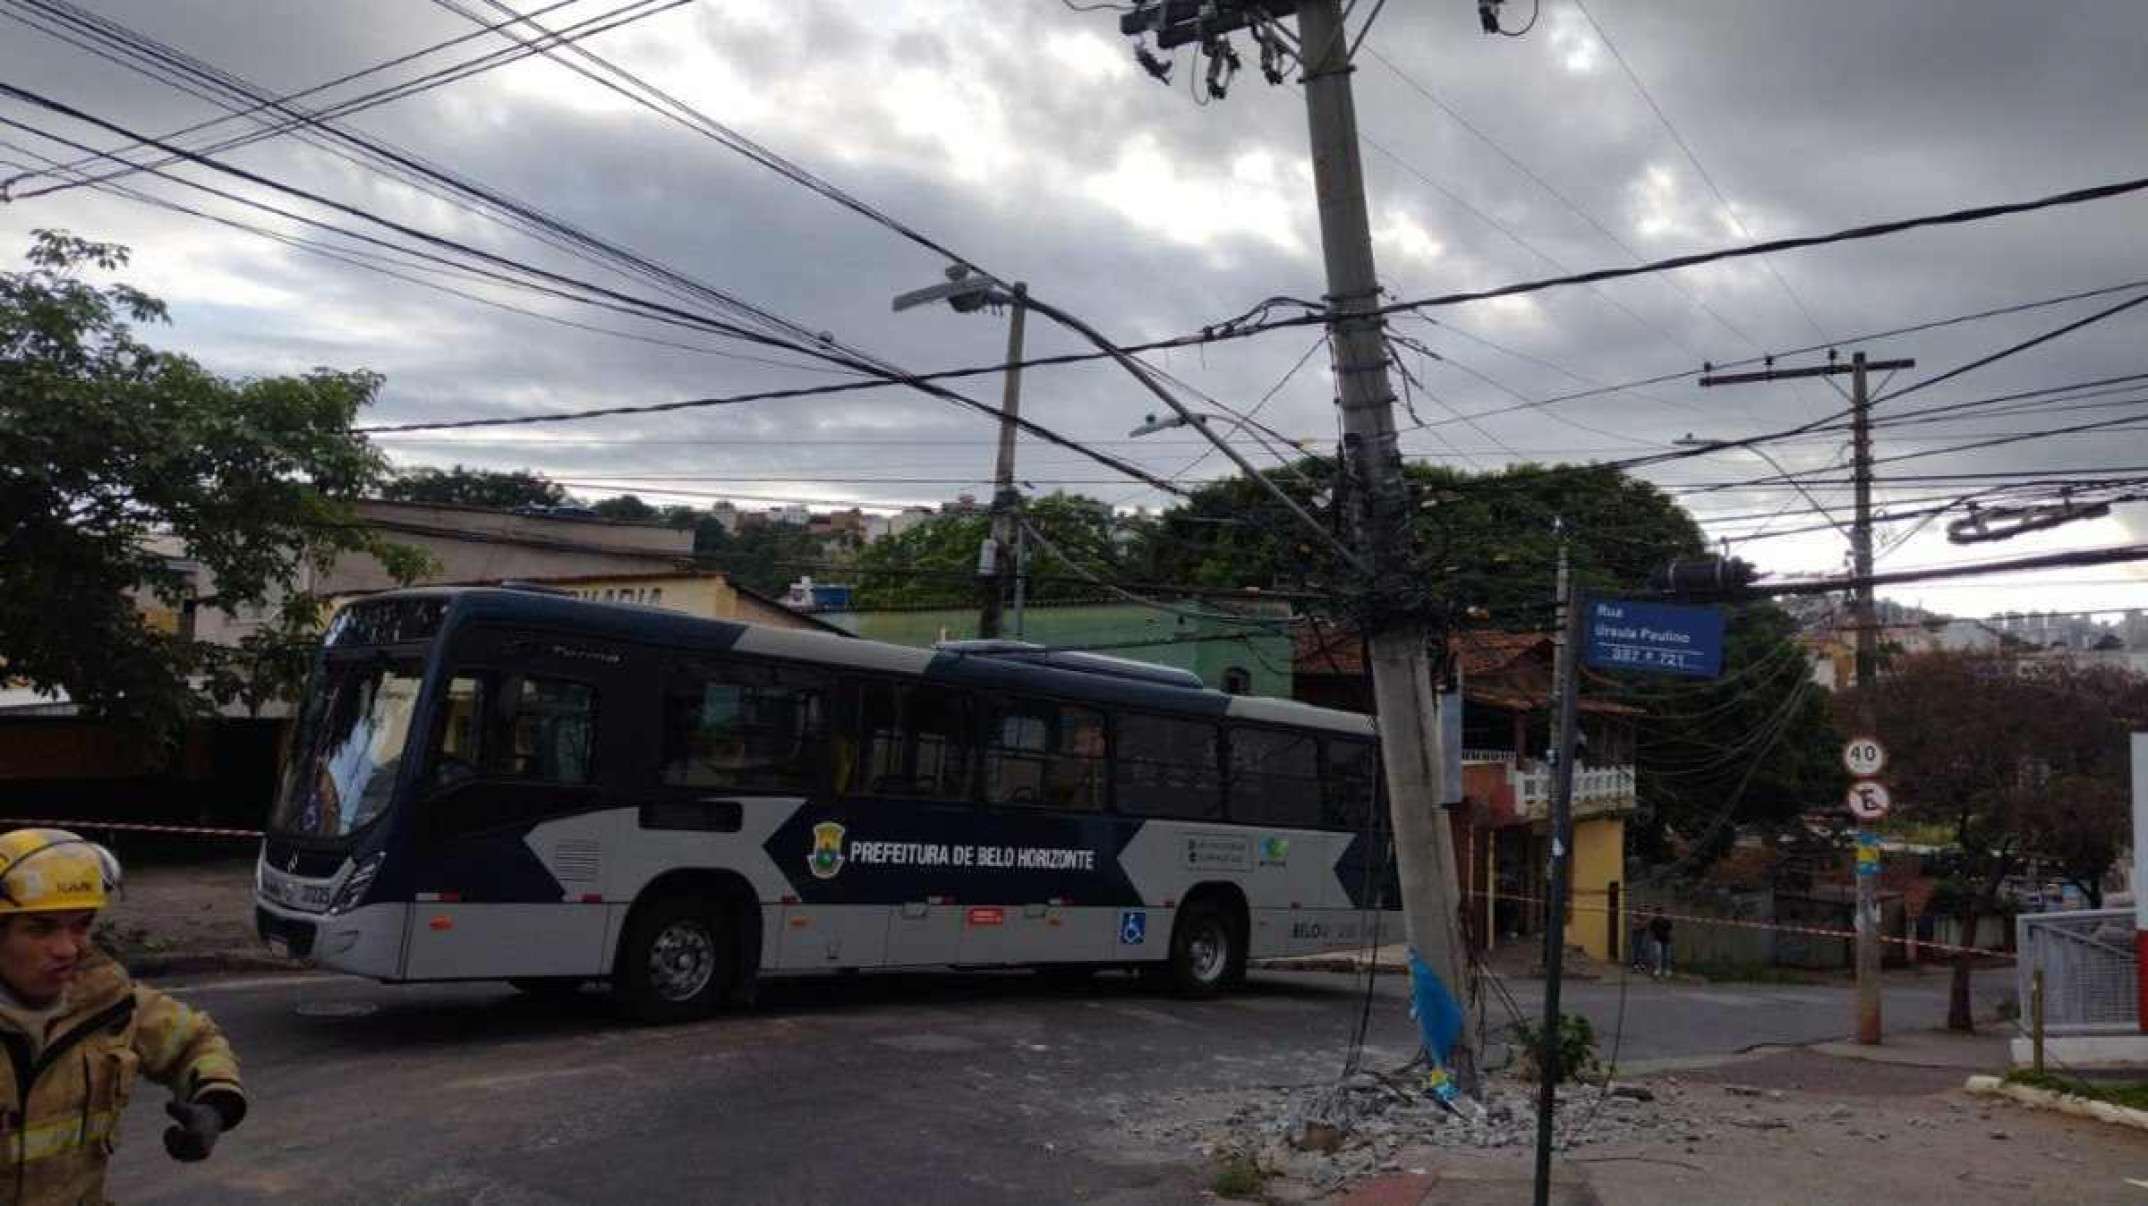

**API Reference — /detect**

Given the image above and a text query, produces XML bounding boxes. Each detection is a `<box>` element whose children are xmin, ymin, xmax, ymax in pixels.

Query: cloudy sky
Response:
<box><xmin>4</xmin><ymin>0</ymin><xmax>2147</xmax><ymax>622</ymax></box>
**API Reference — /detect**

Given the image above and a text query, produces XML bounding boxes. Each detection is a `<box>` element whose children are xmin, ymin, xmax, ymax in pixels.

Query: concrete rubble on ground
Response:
<box><xmin>1100</xmin><ymin>1068</ymin><xmax>1977</xmax><ymax>1199</ymax></box>
<box><xmin>1112</xmin><ymin>1069</ymin><xmax>1753</xmax><ymax>1196</ymax></box>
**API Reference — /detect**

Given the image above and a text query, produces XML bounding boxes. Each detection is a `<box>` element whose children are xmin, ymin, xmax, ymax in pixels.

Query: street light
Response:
<box><xmin>892</xmin><ymin>265</ymin><xmax>1028</xmax><ymax>639</ymax></box>
<box><xmin>1128</xmin><ymin>411</ymin><xmax>1311</xmax><ymax>452</ymax></box>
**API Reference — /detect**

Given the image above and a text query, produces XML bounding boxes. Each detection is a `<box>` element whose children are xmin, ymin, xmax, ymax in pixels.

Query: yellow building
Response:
<box><xmin>534</xmin><ymin>571</ymin><xmax>839</xmax><ymax>632</ymax></box>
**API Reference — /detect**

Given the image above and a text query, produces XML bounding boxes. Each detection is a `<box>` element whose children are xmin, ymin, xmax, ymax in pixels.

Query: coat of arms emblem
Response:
<box><xmin>808</xmin><ymin>821</ymin><xmax>847</xmax><ymax>880</ymax></box>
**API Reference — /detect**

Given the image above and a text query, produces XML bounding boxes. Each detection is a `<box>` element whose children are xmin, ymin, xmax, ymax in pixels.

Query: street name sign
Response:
<box><xmin>1846</xmin><ymin>781</ymin><xmax>1892</xmax><ymax>822</ymax></box>
<box><xmin>1582</xmin><ymin>597</ymin><xmax>1724</xmax><ymax>678</ymax></box>
<box><xmin>1842</xmin><ymin>736</ymin><xmax>1887</xmax><ymax>778</ymax></box>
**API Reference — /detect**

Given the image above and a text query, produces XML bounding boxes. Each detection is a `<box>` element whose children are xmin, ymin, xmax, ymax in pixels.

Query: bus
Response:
<box><xmin>253</xmin><ymin>587</ymin><xmax>1397</xmax><ymax>1021</ymax></box>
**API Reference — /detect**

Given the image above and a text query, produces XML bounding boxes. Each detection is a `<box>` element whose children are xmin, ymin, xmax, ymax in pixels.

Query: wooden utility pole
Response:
<box><xmin>1699</xmin><ymin>350</ymin><xmax>1911</xmax><ymax>1046</ymax></box>
<box><xmin>1297</xmin><ymin>0</ymin><xmax>1477</xmax><ymax>1087</ymax></box>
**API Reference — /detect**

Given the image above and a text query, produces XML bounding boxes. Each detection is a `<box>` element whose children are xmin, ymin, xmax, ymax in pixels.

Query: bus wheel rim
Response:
<box><xmin>649</xmin><ymin>920</ymin><xmax>716</xmax><ymax>1001</ymax></box>
<box><xmin>1189</xmin><ymin>921</ymin><xmax>1227</xmax><ymax>982</ymax></box>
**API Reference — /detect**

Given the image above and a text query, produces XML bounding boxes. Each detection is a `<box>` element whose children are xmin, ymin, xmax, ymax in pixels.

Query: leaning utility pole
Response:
<box><xmin>1104</xmin><ymin>0</ymin><xmax>1477</xmax><ymax>1085</ymax></box>
<box><xmin>1700</xmin><ymin>349</ymin><xmax>1911</xmax><ymax>1046</ymax></box>
<box><xmin>1297</xmin><ymin>0</ymin><xmax>1477</xmax><ymax>1085</ymax></box>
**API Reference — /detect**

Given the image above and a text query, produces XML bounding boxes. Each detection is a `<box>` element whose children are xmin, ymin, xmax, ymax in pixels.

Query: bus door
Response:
<box><xmin>849</xmin><ymin>680</ymin><xmax>973</xmax><ymax>969</ymax></box>
<box><xmin>400</xmin><ymin>627</ymin><xmax>639</xmax><ymax>981</ymax></box>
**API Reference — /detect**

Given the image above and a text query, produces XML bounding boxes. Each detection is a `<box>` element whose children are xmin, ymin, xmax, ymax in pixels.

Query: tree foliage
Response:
<box><xmin>850</xmin><ymin>493</ymin><xmax>1136</xmax><ymax>609</ymax></box>
<box><xmin>1843</xmin><ymin>651</ymin><xmax>2145</xmax><ymax>1026</ymax></box>
<box><xmin>590</xmin><ymin>493</ymin><xmax>656</xmax><ymax>521</ymax></box>
<box><xmin>381</xmin><ymin>464</ymin><xmax>569</xmax><ymax>509</ymax></box>
<box><xmin>0</xmin><ymin>231</ymin><xmax>416</xmax><ymax>727</ymax></box>
<box><xmin>1618</xmin><ymin>604</ymin><xmax>1845</xmax><ymax>867</ymax></box>
<box><xmin>692</xmin><ymin>519</ymin><xmax>828</xmax><ymax>597</ymax></box>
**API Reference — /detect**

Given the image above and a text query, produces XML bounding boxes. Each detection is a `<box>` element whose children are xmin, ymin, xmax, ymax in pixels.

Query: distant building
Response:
<box><xmin>887</xmin><ymin>506</ymin><xmax>935</xmax><ymax>537</ymax></box>
<box><xmin>517</xmin><ymin>571</ymin><xmax>843</xmax><ymax>633</ymax></box>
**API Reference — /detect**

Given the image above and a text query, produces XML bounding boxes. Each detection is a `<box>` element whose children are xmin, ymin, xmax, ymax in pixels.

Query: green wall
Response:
<box><xmin>823</xmin><ymin>602</ymin><xmax>1295</xmax><ymax>698</ymax></box>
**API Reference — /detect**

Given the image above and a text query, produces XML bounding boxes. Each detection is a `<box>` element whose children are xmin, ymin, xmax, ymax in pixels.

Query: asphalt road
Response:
<box><xmin>101</xmin><ymin>966</ymin><xmax>2014</xmax><ymax>1205</ymax></box>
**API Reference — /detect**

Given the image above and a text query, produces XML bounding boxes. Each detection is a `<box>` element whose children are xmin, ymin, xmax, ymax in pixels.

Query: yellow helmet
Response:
<box><xmin>0</xmin><ymin>829</ymin><xmax>120</xmax><ymax>914</ymax></box>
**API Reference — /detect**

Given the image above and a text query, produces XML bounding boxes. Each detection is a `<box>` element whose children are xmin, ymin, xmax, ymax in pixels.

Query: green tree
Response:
<box><xmin>1620</xmin><ymin>604</ymin><xmax>1845</xmax><ymax>869</ymax></box>
<box><xmin>1846</xmin><ymin>652</ymin><xmax>2145</xmax><ymax>1029</ymax></box>
<box><xmin>1144</xmin><ymin>459</ymin><xmax>1837</xmax><ymax>871</ymax></box>
<box><xmin>694</xmin><ymin>520</ymin><xmax>828</xmax><ymax>597</ymax></box>
<box><xmin>0</xmin><ymin>231</ymin><xmax>420</xmax><ymax>728</ymax></box>
<box><xmin>590</xmin><ymin>493</ymin><xmax>656</xmax><ymax>521</ymax></box>
<box><xmin>1143</xmin><ymin>459</ymin><xmax>1708</xmax><ymax>622</ymax></box>
<box><xmin>382</xmin><ymin>464</ymin><xmax>568</xmax><ymax>509</ymax></box>
<box><xmin>850</xmin><ymin>493</ymin><xmax>1130</xmax><ymax>608</ymax></box>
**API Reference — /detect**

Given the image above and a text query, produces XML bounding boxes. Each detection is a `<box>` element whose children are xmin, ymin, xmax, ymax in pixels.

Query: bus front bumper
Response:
<box><xmin>254</xmin><ymin>897</ymin><xmax>408</xmax><ymax>980</ymax></box>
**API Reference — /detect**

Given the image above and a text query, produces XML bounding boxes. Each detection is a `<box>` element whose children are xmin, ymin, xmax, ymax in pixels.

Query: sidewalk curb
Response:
<box><xmin>122</xmin><ymin>950</ymin><xmax>303</xmax><ymax>979</ymax></box>
<box><xmin>1963</xmin><ymin>1074</ymin><xmax>2148</xmax><ymax>1134</ymax></box>
<box><xmin>1251</xmin><ymin>956</ymin><xmax>1409</xmax><ymax>976</ymax></box>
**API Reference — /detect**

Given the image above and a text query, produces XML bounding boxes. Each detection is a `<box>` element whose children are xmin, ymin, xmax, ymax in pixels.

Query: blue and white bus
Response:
<box><xmin>254</xmin><ymin>588</ymin><xmax>1395</xmax><ymax>1020</ymax></box>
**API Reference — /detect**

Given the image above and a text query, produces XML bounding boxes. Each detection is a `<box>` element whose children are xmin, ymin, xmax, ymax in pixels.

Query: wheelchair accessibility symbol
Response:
<box><xmin>1118</xmin><ymin>910</ymin><xmax>1147</xmax><ymax>945</ymax></box>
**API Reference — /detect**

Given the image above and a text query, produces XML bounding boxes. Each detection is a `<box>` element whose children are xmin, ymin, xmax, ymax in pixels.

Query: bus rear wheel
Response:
<box><xmin>615</xmin><ymin>895</ymin><xmax>730</xmax><ymax>1024</ymax></box>
<box><xmin>1164</xmin><ymin>900</ymin><xmax>1239</xmax><ymax>998</ymax></box>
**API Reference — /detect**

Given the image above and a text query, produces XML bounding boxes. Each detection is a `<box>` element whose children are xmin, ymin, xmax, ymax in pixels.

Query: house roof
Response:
<box><xmin>1294</xmin><ymin>625</ymin><xmax>1640</xmax><ymax>716</ymax></box>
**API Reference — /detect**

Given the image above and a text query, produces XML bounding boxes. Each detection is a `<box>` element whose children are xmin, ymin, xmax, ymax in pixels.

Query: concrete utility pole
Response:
<box><xmin>1297</xmin><ymin>0</ymin><xmax>1477</xmax><ymax>1084</ymax></box>
<box><xmin>1849</xmin><ymin>351</ymin><xmax>1882</xmax><ymax>1045</ymax></box>
<box><xmin>982</xmin><ymin>284</ymin><xmax>1030</xmax><ymax>639</ymax></box>
<box><xmin>891</xmin><ymin>273</ymin><xmax>1027</xmax><ymax>638</ymax></box>
<box><xmin>1699</xmin><ymin>349</ymin><xmax>1911</xmax><ymax>1046</ymax></box>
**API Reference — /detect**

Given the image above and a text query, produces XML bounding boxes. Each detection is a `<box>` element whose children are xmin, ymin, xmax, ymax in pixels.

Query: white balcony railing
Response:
<box><xmin>1511</xmin><ymin>762</ymin><xmax>1636</xmax><ymax>821</ymax></box>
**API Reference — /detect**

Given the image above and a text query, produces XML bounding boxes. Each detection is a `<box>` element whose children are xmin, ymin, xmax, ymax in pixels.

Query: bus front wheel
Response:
<box><xmin>1163</xmin><ymin>899</ymin><xmax>1240</xmax><ymax>998</ymax></box>
<box><xmin>615</xmin><ymin>895</ymin><xmax>730</xmax><ymax>1023</ymax></box>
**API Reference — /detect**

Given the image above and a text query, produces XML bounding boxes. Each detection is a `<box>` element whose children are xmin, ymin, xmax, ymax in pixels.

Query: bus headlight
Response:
<box><xmin>327</xmin><ymin>853</ymin><xmax>385</xmax><ymax>916</ymax></box>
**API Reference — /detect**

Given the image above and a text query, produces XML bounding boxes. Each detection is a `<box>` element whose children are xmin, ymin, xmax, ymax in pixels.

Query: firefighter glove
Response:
<box><xmin>163</xmin><ymin>1100</ymin><xmax>224</xmax><ymax>1162</ymax></box>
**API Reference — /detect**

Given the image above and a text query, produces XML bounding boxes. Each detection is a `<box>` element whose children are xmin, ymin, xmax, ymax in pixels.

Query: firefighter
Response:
<box><xmin>0</xmin><ymin>828</ymin><xmax>245</xmax><ymax>1204</ymax></box>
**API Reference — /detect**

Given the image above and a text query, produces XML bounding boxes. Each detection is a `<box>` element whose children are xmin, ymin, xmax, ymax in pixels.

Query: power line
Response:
<box><xmin>1238</xmin><ymin>171</ymin><xmax>2148</xmax><ymax>336</ymax></box>
<box><xmin>1566</xmin><ymin>0</ymin><xmax>1832</xmax><ymax>344</ymax></box>
<box><xmin>0</xmin><ymin>86</ymin><xmax>1193</xmax><ymax>499</ymax></box>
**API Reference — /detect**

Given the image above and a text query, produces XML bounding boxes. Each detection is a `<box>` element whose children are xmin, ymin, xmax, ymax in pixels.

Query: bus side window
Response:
<box><xmin>431</xmin><ymin>676</ymin><xmax>485</xmax><ymax>789</ymax></box>
<box><xmin>1323</xmin><ymin>738</ymin><xmax>1378</xmax><ymax>831</ymax></box>
<box><xmin>660</xmin><ymin>664</ymin><xmax>825</xmax><ymax>792</ymax></box>
<box><xmin>1228</xmin><ymin>727</ymin><xmax>1321</xmax><ymax>827</ymax></box>
<box><xmin>985</xmin><ymin>699</ymin><xmax>1106</xmax><ymax>812</ymax></box>
<box><xmin>844</xmin><ymin>680</ymin><xmax>977</xmax><ymax>800</ymax></box>
<box><xmin>1114</xmin><ymin>714</ymin><xmax>1222</xmax><ymax>819</ymax></box>
<box><xmin>499</xmin><ymin>676</ymin><xmax>598</xmax><ymax>783</ymax></box>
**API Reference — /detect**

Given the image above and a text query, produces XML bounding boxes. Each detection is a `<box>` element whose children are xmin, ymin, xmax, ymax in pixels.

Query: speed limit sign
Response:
<box><xmin>1846</xmin><ymin>780</ymin><xmax>1892</xmax><ymax>821</ymax></box>
<box><xmin>1842</xmin><ymin>736</ymin><xmax>1886</xmax><ymax>778</ymax></box>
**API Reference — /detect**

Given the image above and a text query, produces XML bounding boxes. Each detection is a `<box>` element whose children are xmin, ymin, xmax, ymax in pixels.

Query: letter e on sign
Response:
<box><xmin>1842</xmin><ymin>737</ymin><xmax>1886</xmax><ymax>778</ymax></box>
<box><xmin>1845</xmin><ymin>781</ymin><xmax>1891</xmax><ymax>822</ymax></box>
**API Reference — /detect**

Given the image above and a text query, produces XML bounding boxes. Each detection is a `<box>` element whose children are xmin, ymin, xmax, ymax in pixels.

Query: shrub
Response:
<box><xmin>1512</xmin><ymin>1012</ymin><xmax>1601</xmax><ymax>1085</ymax></box>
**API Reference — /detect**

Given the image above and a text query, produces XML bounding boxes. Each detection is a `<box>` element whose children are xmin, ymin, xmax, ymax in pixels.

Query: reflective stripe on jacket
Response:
<box><xmin>0</xmin><ymin>952</ymin><xmax>244</xmax><ymax>1205</ymax></box>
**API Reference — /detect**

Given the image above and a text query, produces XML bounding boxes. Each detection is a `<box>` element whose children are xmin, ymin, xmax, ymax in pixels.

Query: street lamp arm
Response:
<box><xmin>1008</xmin><ymin>288</ymin><xmax>1364</xmax><ymax>571</ymax></box>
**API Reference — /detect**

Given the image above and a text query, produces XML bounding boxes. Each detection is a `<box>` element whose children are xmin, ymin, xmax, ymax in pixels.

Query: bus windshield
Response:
<box><xmin>271</xmin><ymin>657</ymin><xmax>427</xmax><ymax>838</ymax></box>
